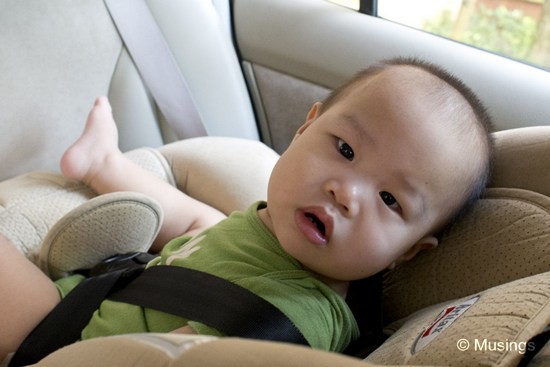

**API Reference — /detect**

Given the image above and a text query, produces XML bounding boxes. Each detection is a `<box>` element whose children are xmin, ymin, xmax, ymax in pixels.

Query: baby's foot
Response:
<box><xmin>60</xmin><ymin>97</ymin><xmax>120</xmax><ymax>186</ymax></box>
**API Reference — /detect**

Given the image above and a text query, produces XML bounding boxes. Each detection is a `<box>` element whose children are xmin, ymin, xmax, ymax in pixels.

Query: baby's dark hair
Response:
<box><xmin>320</xmin><ymin>57</ymin><xmax>494</xmax><ymax>229</ymax></box>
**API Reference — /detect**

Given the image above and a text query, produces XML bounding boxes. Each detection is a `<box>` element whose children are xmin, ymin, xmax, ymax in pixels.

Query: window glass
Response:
<box><xmin>327</xmin><ymin>0</ymin><xmax>549</xmax><ymax>69</ymax></box>
<box><xmin>377</xmin><ymin>0</ymin><xmax>550</xmax><ymax>70</ymax></box>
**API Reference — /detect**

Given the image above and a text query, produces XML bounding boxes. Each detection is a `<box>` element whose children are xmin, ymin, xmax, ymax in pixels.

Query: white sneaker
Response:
<box><xmin>39</xmin><ymin>192</ymin><xmax>163</xmax><ymax>279</ymax></box>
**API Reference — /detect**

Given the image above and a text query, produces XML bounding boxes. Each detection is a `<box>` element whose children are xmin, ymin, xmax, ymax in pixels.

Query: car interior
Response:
<box><xmin>1</xmin><ymin>0</ymin><xmax>550</xmax><ymax>366</ymax></box>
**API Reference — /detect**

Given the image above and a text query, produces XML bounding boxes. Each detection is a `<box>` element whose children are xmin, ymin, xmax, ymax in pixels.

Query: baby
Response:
<box><xmin>0</xmin><ymin>57</ymin><xmax>493</xmax><ymax>359</ymax></box>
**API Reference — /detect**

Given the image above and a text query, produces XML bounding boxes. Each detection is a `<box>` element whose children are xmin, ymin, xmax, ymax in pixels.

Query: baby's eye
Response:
<box><xmin>380</xmin><ymin>191</ymin><xmax>401</xmax><ymax>212</ymax></box>
<box><xmin>337</xmin><ymin>139</ymin><xmax>354</xmax><ymax>161</ymax></box>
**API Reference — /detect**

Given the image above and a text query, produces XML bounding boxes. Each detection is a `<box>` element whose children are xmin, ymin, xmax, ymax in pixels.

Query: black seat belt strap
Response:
<box><xmin>10</xmin><ymin>264</ymin><xmax>307</xmax><ymax>367</ymax></box>
<box><xmin>104</xmin><ymin>0</ymin><xmax>207</xmax><ymax>139</ymax></box>
<box><xmin>9</xmin><ymin>269</ymin><xmax>129</xmax><ymax>367</ymax></box>
<box><xmin>108</xmin><ymin>265</ymin><xmax>308</xmax><ymax>345</ymax></box>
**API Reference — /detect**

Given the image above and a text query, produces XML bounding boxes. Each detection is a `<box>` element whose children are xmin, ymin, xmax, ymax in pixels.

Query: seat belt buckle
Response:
<box><xmin>86</xmin><ymin>252</ymin><xmax>156</xmax><ymax>277</ymax></box>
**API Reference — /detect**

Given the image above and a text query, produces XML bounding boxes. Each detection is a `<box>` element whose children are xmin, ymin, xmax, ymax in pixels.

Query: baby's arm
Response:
<box><xmin>61</xmin><ymin>97</ymin><xmax>226</xmax><ymax>252</ymax></box>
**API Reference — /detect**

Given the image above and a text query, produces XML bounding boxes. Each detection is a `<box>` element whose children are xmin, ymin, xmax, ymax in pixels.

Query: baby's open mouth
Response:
<box><xmin>305</xmin><ymin>212</ymin><xmax>326</xmax><ymax>237</ymax></box>
<box><xmin>296</xmin><ymin>208</ymin><xmax>332</xmax><ymax>246</ymax></box>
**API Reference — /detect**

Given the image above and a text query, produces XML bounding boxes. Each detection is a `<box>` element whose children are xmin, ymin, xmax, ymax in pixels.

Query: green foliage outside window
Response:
<box><xmin>425</xmin><ymin>4</ymin><xmax>541</xmax><ymax>67</ymax></box>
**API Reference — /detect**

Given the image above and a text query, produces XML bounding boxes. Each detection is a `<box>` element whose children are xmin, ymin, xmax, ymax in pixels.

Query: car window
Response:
<box><xmin>328</xmin><ymin>0</ymin><xmax>550</xmax><ymax>70</ymax></box>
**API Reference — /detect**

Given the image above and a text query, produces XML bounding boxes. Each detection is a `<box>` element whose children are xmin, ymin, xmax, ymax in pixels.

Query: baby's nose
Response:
<box><xmin>324</xmin><ymin>179</ymin><xmax>362</xmax><ymax>217</ymax></box>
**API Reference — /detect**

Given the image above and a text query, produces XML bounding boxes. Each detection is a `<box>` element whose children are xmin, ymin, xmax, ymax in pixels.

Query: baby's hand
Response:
<box><xmin>170</xmin><ymin>325</ymin><xmax>197</xmax><ymax>335</ymax></box>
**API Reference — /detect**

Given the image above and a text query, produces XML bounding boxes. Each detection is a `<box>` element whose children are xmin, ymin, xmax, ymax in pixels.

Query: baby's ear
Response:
<box><xmin>387</xmin><ymin>236</ymin><xmax>438</xmax><ymax>270</ymax></box>
<box><xmin>293</xmin><ymin>102</ymin><xmax>323</xmax><ymax>139</ymax></box>
<box><xmin>305</xmin><ymin>102</ymin><xmax>323</xmax><ymax>123</ymax></box>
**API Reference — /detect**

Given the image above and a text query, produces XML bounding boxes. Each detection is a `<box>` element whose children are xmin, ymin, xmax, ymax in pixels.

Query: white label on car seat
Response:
<box><xmin>412</xmin><ymin>295</ymin><xmax>480</xmax><ymax>354</ymax></box>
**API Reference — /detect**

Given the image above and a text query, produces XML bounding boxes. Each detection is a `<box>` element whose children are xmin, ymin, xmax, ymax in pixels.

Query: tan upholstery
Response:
<box><xmin>157</xmin><ymin>137</ymin><xmax>278</xmax><ymax>216</ymax></box>
<box><xmin>368</xmin><ymin>271</ymin><xmax>550</xmax><ymax>366</ymax></box>
<box><xmin>491</xmin><ymin>126</ymin><xmax>550</xmax><ymax>196</ymax></box>
<box><xmin>31</xmin><ymin>335</ymin><xmax>398</xmax><ymax>367</ymax></box>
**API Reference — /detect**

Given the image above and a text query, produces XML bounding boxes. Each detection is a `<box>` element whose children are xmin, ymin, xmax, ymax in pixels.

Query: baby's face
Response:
<box><xmin>260</xmin><ymin>67</ymin><xmax>475</xmax><ymax>284</ymax></box>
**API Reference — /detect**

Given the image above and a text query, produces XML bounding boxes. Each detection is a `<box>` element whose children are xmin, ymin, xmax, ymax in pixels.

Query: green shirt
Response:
<box><xmin>61</xmin><ymin>202</ymin><xmax>358</xmax><ymax>352</ymax></box>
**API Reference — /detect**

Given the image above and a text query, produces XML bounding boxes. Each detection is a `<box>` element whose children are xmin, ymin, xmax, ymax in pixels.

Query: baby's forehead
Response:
<box><xmin>355</xmin><ymin>68</ymin><xmax>470</xmax><ymax>121</ymax></box>
<box><xmin>363</xmin><ymin>66</ymin><xmax>461</xmax><ymax>101</ymax></box>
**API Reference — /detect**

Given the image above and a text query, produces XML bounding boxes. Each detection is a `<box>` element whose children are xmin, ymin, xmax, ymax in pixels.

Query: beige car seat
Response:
<box><xmin>0</xmin><ymin>0</ymin><xmax>258</xmax><ymax>182</ymax></box>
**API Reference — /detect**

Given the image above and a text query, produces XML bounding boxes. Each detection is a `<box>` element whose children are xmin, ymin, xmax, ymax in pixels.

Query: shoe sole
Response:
<box><xmin>39</xmin><ymin>192</ymin><xmax>163</xmax><ymax>279</ymax></box>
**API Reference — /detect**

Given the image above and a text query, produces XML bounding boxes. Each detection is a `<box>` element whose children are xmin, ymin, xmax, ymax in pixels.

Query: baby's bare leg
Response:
<box><xmin>0</xmin><ymin>235</ymin><xmax>60</xmax><ymax>360</ymax></box>
<box><xmin>61</xmin><ymin>97</ymin><xmax>225</xmax><ymax>251</ymax></box>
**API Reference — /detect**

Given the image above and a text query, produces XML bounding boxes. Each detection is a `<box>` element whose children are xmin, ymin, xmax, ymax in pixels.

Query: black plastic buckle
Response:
<box><xmin>84</xmin><ymin>252</ymin><xmax>157</xmax><ymax>277</ymax></box>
